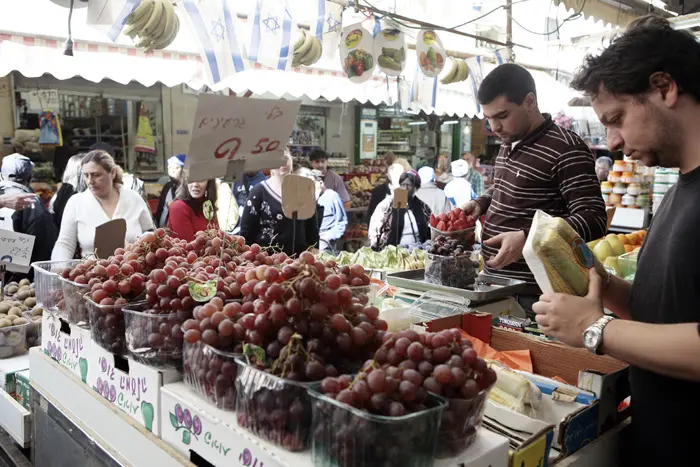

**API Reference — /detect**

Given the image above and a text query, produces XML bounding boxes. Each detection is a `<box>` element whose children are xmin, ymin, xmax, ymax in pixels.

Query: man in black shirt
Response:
<box><xmin>531</xmin><ymin>15</ymin><xmax>700</xmax><ymax>466</ymax></box>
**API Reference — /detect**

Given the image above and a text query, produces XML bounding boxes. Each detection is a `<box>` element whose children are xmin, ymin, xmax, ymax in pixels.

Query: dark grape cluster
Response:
<box><xmin>428</xmin><ymin>234</ymin><xmax>474</xmax><ymax>256</ymax></box>
<box><xmin>314</xmin><ymin>328</ymin><xmax>496</xmax><ymax>464</ymax></box>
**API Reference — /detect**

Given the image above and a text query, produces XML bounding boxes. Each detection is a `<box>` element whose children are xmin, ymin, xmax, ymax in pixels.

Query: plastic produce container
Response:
<box><xmin>32</xmin><ymin>260</ymin><xmax>82</xmax><ymax>314</ymax></box>
<box><xmin>618</xmin><ymin>250</ymin><xmax>639</xmax><ymax>280</ymax></box>
<box><xmin>429</xmin><ymin>225</ymin><xmax>475</xmax><ymax>242</ymax></box>
<box><xmin>124</xmin><ymin>303</ymin><xmax>186</xmax><ymax>369</ymax></box>
<box><xmin>0</xmin><ymin>322</ymin><xmax>29</xmax><ymax>358</ymax></box>
<box><xmin>235</xmin><ymin>359</ymin><xmax>314</xmax><ymax>452</ymax></box>
<box><xmin>58</xmin><ymin>276</ymin><xmax>90</xmax><ymax>327</ymax></box>
<box><xmin>349</xmin><ymin>284</ymin><xmax>378</xmax><ymax>305</ymax></box>
<box><xmin>308</xmin><ymin>385</ymin><xmax>447</xmax><ymax>467</ymax></box>
<box><xmin>22</xmin><ymin>311</ymin><xmax>42</xmax><ymax>348</ymax></box>
<box><xmin>435</xmin><ymin>389</ymin><xmax>490</xmax><ymax>458</ymax></box>
<box><xmin>408</xmin><ymin>290</ymin><xmax>470</xmax><ymax>324</ymax></box>
<box><xmin>87</xmin><ymin>298</ymin><xmax>146</xmax><ymax>355</ymax></box>
<box><xmin>424</xmin><ymin>253</ymin><xmax>478</xmax><ymax>289</ymax></box>
<box><xmin>183</xmin><ymin>341</ymin><xmax>240</xmax><ymax>411</ymax></box>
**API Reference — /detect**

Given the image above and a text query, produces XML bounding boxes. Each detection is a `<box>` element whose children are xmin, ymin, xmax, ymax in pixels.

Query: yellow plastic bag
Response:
<box><xmin>523</xmin><ymin>210</ymin><xmax>608</xmax><ymax>296</ymax></box>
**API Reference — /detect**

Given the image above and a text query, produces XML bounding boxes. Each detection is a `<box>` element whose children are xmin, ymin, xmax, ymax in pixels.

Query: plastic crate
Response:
<box><xmin>0</xmin><ymin>321</ymin><xmax>29</xmax><ymax>358</ymax></box>
<box><xmin>32</xmin><ymin>260</ymin><xmax>82</xmax><ymax>314</ymax></box>
<box><xmin>87</xmin><ymin>298</ymin><xmax>146</xmax><ymax>355</ymax></box>
<box><xmin>124</xmin><ymin>303</ymin><xmax>188</xmax><ymax>369</ymax></box>
<box><xmin>183</xmin><ymin>341</ymin><xmax>240</xmax><ymax>411</ymax></box>
<box><xmin>58</xmin><ymin>276</ymin><xmax>90</xmax><ymax>327</ymax></box>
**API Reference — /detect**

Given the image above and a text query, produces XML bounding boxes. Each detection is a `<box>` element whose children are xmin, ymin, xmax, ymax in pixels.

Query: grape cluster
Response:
<box><xmin>315</xmin><ymin>328</ymin><xmax>496</xmax><ymax>464</ymax></box>
<box><xmin>428</xmin><ymin>234</ymin><xmax>475</xmax><ymax>256</ymax></box>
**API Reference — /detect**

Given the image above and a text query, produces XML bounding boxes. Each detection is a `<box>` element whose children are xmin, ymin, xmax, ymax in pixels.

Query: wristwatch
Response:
<box><xmin>583</xmin><ymin>315</ymin><xmax>615</xmax><ymax>355</ymax></box>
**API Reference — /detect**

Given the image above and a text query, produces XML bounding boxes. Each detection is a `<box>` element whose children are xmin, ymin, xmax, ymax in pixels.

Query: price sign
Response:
<box><xmin>26</xmin><ymin>89</ymin><xmax>59</xmax><ymax>111</ymax></box>
<box><xmin>186</xmin><ymin>95</ymin><xmax>301</xmax><ymax>182</ymax></box>
<box><xmin>393</xmin><ymin>188</ymin><xmax>408</xmax><ymax>209</ymax></box>
<box><xmin>0</xmin><ymin>229</ymin><xmax>35</xmax><ymax>273</ymax></box>
<box><xmin>281</xmin><ymin>175</ymin><xmax>316</xmax><ymax>220</ymax></box>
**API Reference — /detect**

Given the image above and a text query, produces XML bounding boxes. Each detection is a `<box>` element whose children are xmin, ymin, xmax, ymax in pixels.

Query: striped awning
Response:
<box><xmin>553</xmin><ymin>0</ymin><xmax>641</xmax><ymax>26</ymax></box>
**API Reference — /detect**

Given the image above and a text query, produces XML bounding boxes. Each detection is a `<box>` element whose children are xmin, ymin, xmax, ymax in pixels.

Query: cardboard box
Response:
<box><xmin>13</xmin><ymin>369</ymin><xmax>30</xmax><ymax>410</ymax></box>
<box><xmin>41</xmin><ymin>313</ymin><xmax>91</xmax><ymax>383</ymax></box>
<box><xmin>87</xmin><ymin>342</ymin><xmax>181</xmax><ymax>436</ymax></box>
<box><xmin>444</xmin><ymin>429</ymin><xmax>509</xmax><ymax>467</ymax></box>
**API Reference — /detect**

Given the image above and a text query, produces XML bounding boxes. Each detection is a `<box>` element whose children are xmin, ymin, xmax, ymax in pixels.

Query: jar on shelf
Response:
<box><xmin>608</xmin><ymin>171</ymin><xmax>622</xmax><ymax>183</ymax></box>
<box><xmin>601</xmin><ymin>181</ymin><xmax>613</xmax><ymax>194</ymax></box>
<box><xmin>613</xmin><ymin>182</ymin><xmax>628</xmax><ymax>194</ymax></box>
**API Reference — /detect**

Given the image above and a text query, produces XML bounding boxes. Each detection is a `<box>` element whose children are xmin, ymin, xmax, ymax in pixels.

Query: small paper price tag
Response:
<box><xmin>393</xmin><ymin>188</ymin><xmax>408</xmax><ymax>209</ymax></box>
<box><xmin>281</xmin><ymin>175</ymin><xmax>316</xmax><ymax>220</ymax></box>
<box><xmin>203</xmin><ymin>200</ymin><xmax>214</xmax><ymax>221</ymax></box>
<box><xmin>93</xmin><ymin>219</ymin><xmax>126</xmax><ymax>259</ymax></box>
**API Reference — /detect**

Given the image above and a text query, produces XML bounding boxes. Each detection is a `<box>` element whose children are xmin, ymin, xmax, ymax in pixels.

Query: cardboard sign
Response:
<box><xmin>185</xmin><ymin>95</ymin><xmax>301</xmax><ymax>182</ymax></box>
<box><xmin>281</xmin><ymin>175</ymin><xmax>316</xmax><ymax>220</ymax></box>
<box><xmin>393</xmin><ymin>188</ymin><xmax>408</xmax><ymax>209</ymax></box>
<box><xmin>93</xmin><ymin>219</ymin><xmax>127</xmax><ymax>259</ymax></box>
<box><xmin>0</xmin><ymin>230</ymin><xmax>35</xmax><ymax>273</ymax></box>
<box><xmin>41</xmin><ymin>313</ymin><xmax>91</xmax><ymax>383</ymax></box>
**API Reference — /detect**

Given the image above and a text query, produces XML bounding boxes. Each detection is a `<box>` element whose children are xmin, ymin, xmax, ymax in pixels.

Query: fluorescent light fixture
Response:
<box><xmin>670</xmin><ymin>13</ymin><xmax>700</xmax><ymax>30</ymax></box>
<box><xmin>408</xmin><ymin>121</ymin><xmax>427</xmax><ymax>126</ymax></box>
<box><xmin>442</xmin><ymin>120</ymin><xmax>460</xmax><ymax>125</ymax></box>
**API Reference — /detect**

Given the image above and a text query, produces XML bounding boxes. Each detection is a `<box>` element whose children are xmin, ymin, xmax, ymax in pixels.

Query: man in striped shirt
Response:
<box><xmin>461</xmin><ymin>64</ymin><xmax>607</xmax><ymax>312</ymax></box>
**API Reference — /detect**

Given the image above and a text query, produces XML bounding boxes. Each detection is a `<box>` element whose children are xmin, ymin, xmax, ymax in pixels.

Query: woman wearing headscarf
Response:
<box><xmin>369</xmin><ymin>170</ymin><xmax>431</xmax><ymax>250</ymax></box>
<box><xmin>415</xmin><ymin>166</ymin><xmax>452</xmax><ymax>216</ymax></box>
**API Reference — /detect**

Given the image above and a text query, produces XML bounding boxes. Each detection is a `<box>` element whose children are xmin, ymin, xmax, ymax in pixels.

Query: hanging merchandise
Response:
<box><xmin>411</xmin><ymin>65</ymin><xmax>438</xmax><ymax>110</ymax></box>
<box><xmin>416</xmin><ymin>29</ymin><xmax>445</xmax><ymax>78</ymax></box>
<box><xmin>121</xmin><ymin>0</ymin><xmax>180</xmax><ymax>52</ymax></box>
<box><xmin>39</xmin><ymin>111</ymin><xmax>62</xmax><ymax>146</ymax></box>
<box><xmin>374</xmin><ymin>23</ymin><xmax>406</xmax><ymax>77</ymax></box>
<box><xmin>292</xmin><ymin>29</ymin><xmax>323</xmax><ymax>67</ymax></box>
<box><xmin>340</xmin><ymin>24</ymin><xmax>375</xmax><ymax>83</ymax></box>
<box><xmin>440</xmin><ymin>58</ymin><xmax>470</xmax><ymax>85</ymax></box>
<box><xmin>322</xmin><ymin>1</ymin><xmax>343</xmax><ymax>59</ymax></box>
<box><xmin>247</xmin><ymin>0</ymin><xmax>295</xmax><ymax>71</ymax></box>
<box><xmin>134</xmin><ymin>103</ymin><xmax>156</xmax><ymax>154</ymax></box>
<box><xmin>178</xmin><ymin>0</ymin><xmax>247</xmax><ymax>86</ymax></box>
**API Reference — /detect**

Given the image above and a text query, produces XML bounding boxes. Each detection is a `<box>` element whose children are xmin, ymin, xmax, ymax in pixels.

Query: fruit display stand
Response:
<box><xmin>0</xmin><ymin>354</ymin><xmax>31</xmax><ymax>447</ymax></box>
<box><xmin>161</xmin><ymin>381</ymin><xmax>510</xmax><ymax>467</ymax></box>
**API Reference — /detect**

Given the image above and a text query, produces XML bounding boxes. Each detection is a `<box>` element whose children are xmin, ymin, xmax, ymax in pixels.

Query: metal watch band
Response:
<box><xmin>592</xmin><ymin>315</ymin><xmax>615</xmax><ymax>355</ymax></box>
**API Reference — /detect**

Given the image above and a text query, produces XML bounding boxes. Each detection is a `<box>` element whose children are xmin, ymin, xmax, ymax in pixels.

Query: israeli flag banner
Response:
<box><xmin>322</xmin><ymin>1</ymin><xmax>343</xmax><ymax>59</ymax></box>
<box><xmin>410</xmin><ymin>65</ymin><xmax>438</xmax><ymax>110</ymax></box>
<box><xmin>179</xmin><ymin>0</ymin><xmax>247</xmax><ymax>85</ymax></box>
<box><xmin>467</xmin><ymin>56</ymin><xmax>484</xmax><ymax>114</ymax></box>
<box><xmin>248</xmin><ymin>0</ymin><xmax>294</xmax><ymax>70</ymax></box>
<box><xmin>87</xmin><ymin>0</ymin><xmax>141</xmax><ymax>42</ymax></box>
<box><xmin>495</xmin><ymin>49</ymin><xmax>504</xmax><ymax>65</ymax></box>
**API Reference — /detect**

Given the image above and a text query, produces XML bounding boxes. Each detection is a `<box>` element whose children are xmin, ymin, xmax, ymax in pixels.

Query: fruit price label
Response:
<box><xmin>0</xmin><ymin>229</ymin><xmax>35</xmax><ymax>273</ymax></box>
<box><xmin>186</xmin><ymin>95</ymin><xmax>301</xmax><ymax>182</ymax></box>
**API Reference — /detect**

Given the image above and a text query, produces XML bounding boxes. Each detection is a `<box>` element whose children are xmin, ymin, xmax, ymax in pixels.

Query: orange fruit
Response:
<box><xmin>624</xmin><ymin>244</ymin><xmax>636</xmax><ymax>253</ymax></box>
<box><xmin>617</xmin><ymin>234</ymin><xmax>629</xmax><ymax>245</ymax></box>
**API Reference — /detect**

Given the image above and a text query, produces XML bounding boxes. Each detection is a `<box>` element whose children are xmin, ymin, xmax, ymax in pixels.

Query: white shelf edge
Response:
<box><xmin>29</xmin><ymin>348</ymin><xmax>192</xmax><ymax>467</ymax></box>
<box><xmin>0</xmin><ymin>387</ymin><xmax>30</xmax><ymax>447</ymax></box>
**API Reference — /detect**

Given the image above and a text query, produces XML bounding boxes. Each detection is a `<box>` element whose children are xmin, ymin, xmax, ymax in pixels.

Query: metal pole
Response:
<box><xmin>506</xmin><ymin>0</ymin><xmax>514</xmax><ymax>61</ymax></box>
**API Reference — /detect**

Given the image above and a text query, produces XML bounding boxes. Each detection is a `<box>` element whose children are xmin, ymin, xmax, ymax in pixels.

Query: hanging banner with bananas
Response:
<box><xmin>87</xmin><ymin>0</ymin><xmax>141</xmax><ymax>42</ymax></box>
<box><xmin>440</xmin><ymin>58</ymin><xmax>470</xmax><ymax>85</ymax></box>
<box><xmin>340</xmin><ymin>23</ymin><xmax>376</xmax><ymax>84</ymax></box>
<box><xmin>289</xmin><ymin>0</ymin><xmax>325</xmax><ymax>67</ymax></box>
<box><xmin>247</xmin><ymin>0</ymin><xmax>295</xmax><ymax>71</ymax></box>
<box><xmin>416</xmin><ymin>29</ymin><xmax>446</xmax><ymax>78</ymax></box>
<box><xmin>122</xmin><ymin>0</ymin><xmax>181</xmax><ymax>53</ymax></box>
<box><xmin>374</xmin><ymin>23</ymin><xmax>406</xmax><ymax>77</ymax></box>
<box><xmin>179</xmin><ymin>0</ymin><xmax>246</xmax><ymax>85</ymax></box>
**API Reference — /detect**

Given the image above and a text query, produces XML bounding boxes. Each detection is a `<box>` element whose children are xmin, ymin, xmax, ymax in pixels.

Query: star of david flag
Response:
<box><xmin>248</xmin><ymin>0</ymin><xmax>294</xmax><ymax>70</ymax></box>
<box><xmin>322</xmin><ymin>1</ymin><xmax>343</xmax><ymax>59</ymax></box>
<box><xmin>467</xmin><ymin>56</ymin><xmax>485</xmax><ymax>115</ymax></box>
<box><xmin>87</xmin><ymin>0</ymin><xmax>141</xmax><ymax>42</ymax></box>
<box><xmin>178</xmin><ymin>0</ymin><xmax>247</xmax><ymax>86</ymax></box>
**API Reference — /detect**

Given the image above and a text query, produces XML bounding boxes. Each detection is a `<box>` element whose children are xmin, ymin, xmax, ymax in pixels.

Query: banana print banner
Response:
<box><xmin>248</xmin><ymin>0</ymin><xmax>294</xmax><ymax>71</ymax></box>
<box><xmin>179</xmin><ymin>0</ymin><xmax>247</xmax><ymax>85</ymax></box>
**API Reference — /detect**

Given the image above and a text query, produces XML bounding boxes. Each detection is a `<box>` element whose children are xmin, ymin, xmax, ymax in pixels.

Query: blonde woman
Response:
<box><xmin>51</xmin><ymin>150</ymin><xmax>154</xmax><ymax>260</ymax></box>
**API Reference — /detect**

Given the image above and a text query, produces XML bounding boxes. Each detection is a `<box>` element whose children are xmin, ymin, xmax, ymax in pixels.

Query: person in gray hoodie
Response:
<box><xmin>415</xmin><ymin>166</ymin><xmax>452</xmax><ymax>215</ymax></box>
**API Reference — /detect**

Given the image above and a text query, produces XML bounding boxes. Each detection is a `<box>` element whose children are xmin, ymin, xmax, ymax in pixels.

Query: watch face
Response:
<box><xmin>584</xmin><ymin>328</ymin><xmax>601</xmax><ymax>350</ymax></box>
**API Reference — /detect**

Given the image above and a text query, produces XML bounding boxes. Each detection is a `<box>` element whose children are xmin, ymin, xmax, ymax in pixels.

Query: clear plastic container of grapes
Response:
<box><xmin>57</xmin><ymin>275</ymin><xmax>90</xmax><ymax>327</ymax></box>
<box><xmin>22</xmin><ymin>311</ymin><xmax>42</xmax><ymax>348</ymax></box>
<box><xmin>0</xmin><ymin>321</ymin><xmax>29</xmax><ymax>358</ymax></box>
<box><xmin>87</xmin><ymin>298</ymin><xmax>146</xmax><ymax>356</ymax></box>
<box><xmin>308</xmin><ymin>384</ymin><xmax>448</xmax><ymax>466</ymax></box>
<box><xmin>183</xmin><ymin>340</ymin><xmax>241</xmax><ymax>411</ymax></box>
<box><xmin>32</xmin><ymin>260</ymin><xmax>82</xmax><ymax>315</ymax></box>
<box><xmin>436</xmin><ymin>387</ymin><xmax>491</xmax><ymax>458</ymax></box>
<box><xmin>408</xmin><ymin>291</ymin><xmax>470</xmax><ymax>324</ymax></box>
<box><xmin>124</xmin><ymin>303</ymin><xmax>187</xmax><ymax>369</ymax></box>
<box><xmin>235</xmin><ymin>358</ymin><xmax>315</xmax><ymax>452</ymax></box>
<box><xmin>424</xmin><ymin>254</ymin><xmax>478</xmax><ymax>289</ymax></box>
<box><xmin>349</xmin><ymin>283</ymin><xmax>378</xmax><ymax>306</ymax></box>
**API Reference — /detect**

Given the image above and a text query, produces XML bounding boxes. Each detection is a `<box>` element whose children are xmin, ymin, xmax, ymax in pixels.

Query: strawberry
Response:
<box><xmin>430</xmin><ymin>214</ymin><xmax>437</xmax><ymax>227</ymax></box>
<box><xmin>438</xmin><ymin>213</ymin><xmax>448</xmax><ymax>223</ymax></box>
<box><xmin>436</xmin><ymin>221</ymin><xmax>447</xmax><ymax>232</ymax></box>
<box><xmin>448</xmin><ymin>225</ymin><xmax>457</xmax><ymax>232</ymax></box>
<box><xmin>454</xmin><ymin>220</ymin><xmax>467</xmax><ymax>230</ymax></box>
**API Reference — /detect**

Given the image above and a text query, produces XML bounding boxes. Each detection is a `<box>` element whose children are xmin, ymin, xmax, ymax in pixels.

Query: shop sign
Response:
<box><xmin>41</xmin><ymin>314</ymin><xmax>90</xmax><ymax>383</ymax></box>
<box><xmin>186</xmin><ymin>95</ymin><xmax>301</xmax><ymax>182</ymax></box>
<box><xmin>26</xmin><ymin>89</ymin><xmax>59</xmax><ymax>111</ymax></box>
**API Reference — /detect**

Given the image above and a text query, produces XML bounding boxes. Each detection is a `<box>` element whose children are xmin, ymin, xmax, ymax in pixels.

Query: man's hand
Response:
<box><xmin>0</xmin><ymin>193</ymin><xmax>37</xmax><ymax>211</ymax></box>
<box><xmin>483</xmin><ymin>230</ymin><xmax>526</xmax><ymax>269</ymax></box>
<box><xmin>532</xmin><ymin>268</ymin><xmax>605</xmax><ymax>347</ymax></box>
<box><xmin>459</xmin><ymin>200</ymin><xmax>482</xmax><ymax>221</ymax></box>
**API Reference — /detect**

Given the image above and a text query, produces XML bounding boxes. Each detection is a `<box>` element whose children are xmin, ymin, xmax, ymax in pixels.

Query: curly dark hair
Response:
<box><xmin>571</xmin><ymin>15</ymin><xmax>700</xmax><ymax>101</ymax></box>
<box><xmin>176</xmin><ymin>179</ymin><xmax>218</xmax><ymax>215</ymax></box>
<box><xmin>477</xmin><ymin>63</ymin><xmax>537</xmax><ymax>106</ymax></box>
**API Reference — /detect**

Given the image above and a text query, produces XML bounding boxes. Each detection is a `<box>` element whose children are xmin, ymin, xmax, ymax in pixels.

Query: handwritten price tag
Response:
<box><xmin>0</xmin><ymin>229</ymin><xmax>35</xmax><ymax>273</ymax></box>
<box><xmin>186</xmin><ymin>95</ymin><xmax>301</xmax><ymax>182</ymax></box>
